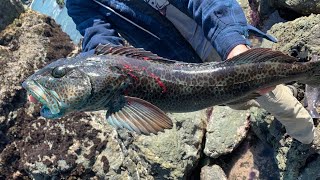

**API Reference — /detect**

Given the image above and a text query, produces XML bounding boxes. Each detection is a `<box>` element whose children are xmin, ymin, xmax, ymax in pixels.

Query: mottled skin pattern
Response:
<box><xmin>113</xmin><ymin>51</ymin><xmax>316</xmax><ymax>112</ymax></box>
<box><xmin>22</xmin><ymin>48</ymin><xmax>320</xmax><ymax>118</ymax></box>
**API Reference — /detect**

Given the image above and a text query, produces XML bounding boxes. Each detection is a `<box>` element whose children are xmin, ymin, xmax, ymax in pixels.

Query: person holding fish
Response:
<box><xmin>31</xmin><ymin>0</ymin><xmax>316</xmax><ymax>145</ymax></box>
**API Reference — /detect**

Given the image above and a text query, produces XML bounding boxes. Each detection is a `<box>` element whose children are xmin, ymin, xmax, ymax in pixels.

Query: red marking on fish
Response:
<box><xmin>143</xmin><ymin>57</ymin><xmax>150</xmax><ymax>61</ymax></box>
<box><xmin>157</xmin><ymin>79</ymin><xmax>167</xmax><ymax>93</ymax></box>
<box><xmin>149</xmin><ymin>73</ymin><xmax>167</xmax><ymax>93</ymax></box>
<box><xmin>128</xmin><ymin>72</ymin><xmax>138</xmax><ymax>81</ymax></box>
<box><xmin>123</xmin><ymin>64</ymin><xmax>139</xmax><ymax>81</ymax></box>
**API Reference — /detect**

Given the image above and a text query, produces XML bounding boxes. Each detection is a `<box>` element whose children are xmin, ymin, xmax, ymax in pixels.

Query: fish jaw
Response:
<box><xmin>22</xmin><ymin>80</ymin><xmax>66</xmax><ymax>119</ymax></box>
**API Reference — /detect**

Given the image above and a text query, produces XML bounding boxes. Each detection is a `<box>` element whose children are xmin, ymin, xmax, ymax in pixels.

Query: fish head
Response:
<box><xmin>22</xmin><ymin>57</ymin><xmax>92</xmax><ymax>119</ymax></box>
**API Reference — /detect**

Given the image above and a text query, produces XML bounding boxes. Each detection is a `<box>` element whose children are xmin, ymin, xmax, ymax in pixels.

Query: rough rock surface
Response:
<box><xmin>237</xmin><ymin>0</ymin><xmax>265</xmax><ymax>26</ymax></box>
<box><xmin>1</xmin><ymin>109</ymin><xmax>206</xmax><ymax>179</ymax></box>
<box><xmin>219</xmin><ymin>132</ymin><xmax>280</xmax><ymax>179</ymax></box>
<box><xmin>250</xmin><ymin>107</ymin><xmax>320</xmax><ymax>179</ymax></box>
<box><xmin>0</xmin><ymin>10</ymin><xmax>206</xmax><ymax>179</ymax></box>
<box><xmin>204</xmin><ymin>106</ymin><xmax>250</xmax><ymax>158</ymax></box>
<box><xmin>262</xmin><ymin>14</ymin><xmax>320</xmax><ymax>58</ymax></box>
<box><xmin>0</xmin><ymin>9</ymin><xmax>75</xmax><ymax>179</ymax></box>
<box><xmin>0</xmin><ymin>0</ymin><xmax>25</xmax><ymax>32</ymax></box>
<box><xmin>200</xmin><ymin>164</ymin><xmax>227</xmax><ymax>180</ymax></box>
<box><xmin>299</xmin><ymin>155</ymin><xmax>320</xmax><ymax>179</ymax></box>
<box><xmin>271</xmin><ymin>0</ymin><xmax>320</xmax><ymax>15</ymax></box>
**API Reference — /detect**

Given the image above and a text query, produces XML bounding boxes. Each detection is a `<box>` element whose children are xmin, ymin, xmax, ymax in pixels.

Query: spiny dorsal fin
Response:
<box><xmin>223</xmin><ymin>48</ymin><xmax>298</xmax><ymax>66</ymax></box>
<box><xmin>95</xmin><ymin>44</ymin><xmax>177</xmax><ymax>63</ymax></box>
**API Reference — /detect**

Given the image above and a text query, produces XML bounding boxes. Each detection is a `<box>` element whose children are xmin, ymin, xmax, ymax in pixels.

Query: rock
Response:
<box><xmin>237</xmin><ymin>0</ymin><xmax>261</xmax><ymax>26</ymax></box>
<box><xmin>237</xmin><ymin>0</ymin><xmax>278</xmax><ymax>26</ymax></box>
<box><xmin>260</xmin><ymin>10</ymin><xmax>286</xmax><ymax>32</ymax></box>
<box><xmin>299</xmin><ymin>155</ymin><xmax>320</xmax><ymax>179</ymax></box>
<box><xmin>250</xmin><ymin>107</ymin><xmax>319</xmax><ymax>179</ymax></box>
<box><xmin>0</xmin><ymin>9</ymin><xmax>74</xmax><ymax>134</ymax></box>
<box><xmin>223</xmin><ymin>132</ymin><xmax>280</xmax><ymax>179</ymax></box>
<box><xmin>131</xmin><ymin>111</ymin><xmax>207</xmax><ymax>179</ymax></box>
<box><xmin>204</xmin><ymin>106</ymin><xmax>250</xmax><ymax>158</ymax></box>
<box><xmin>200</xmin><ymin>164</ymin><xmax>227</xmax><ymax>180</ymax></box>
<box><xmin>271</xmin><ymin>0</ymin><xmax>320</xmax><ymax>15</ymax></box>
<box><xmin>0</xmin><ymin>9</ymin><xmax>74</xmax><ymax>179</ymax></box>
<box><xmin>0</xmin><ymin>0</ymin><xmax>25</xmax><ymax>32</ymax></box>
<box><xmin>1</xmin><ymin>110</ymin><xmax>206</xmax><ymax>179</ymax></box>
<box><xmin>261</xmin><ymin>14</ymin><xmax>320</xmax><ymax>58</ymax></box>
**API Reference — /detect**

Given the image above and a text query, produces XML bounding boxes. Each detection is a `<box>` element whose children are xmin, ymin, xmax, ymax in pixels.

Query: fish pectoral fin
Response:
<box><xmin>106</xmin><ymin>96</ymin><xmax>173</xmax><ymax>135</ymax></box>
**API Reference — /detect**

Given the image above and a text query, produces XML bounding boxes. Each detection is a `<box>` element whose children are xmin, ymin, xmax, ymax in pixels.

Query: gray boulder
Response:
<box><xmin>271</xmin><ymin>0</ymin><xmax>320</xmax><ymax>15</ymax></box>
<box><xmin>204</xmin><ymin>106</ymin><xmax>250</xmax><ymax>158</ymax></box>
<box><xmin>299</xmin><ymin>155</ymin><xmax>320</xmax><ymax>179</ymax></box>
<box><xmin>262</xmin><ymin>14</ymin><xmax>320</xmax><ymax>57</ymax></box>
<box><xmin>250</xmin><ymin>107</ymin><xmax>319</xmax><ymax>179</ymax></box>
<box><xmin>0</xmin><ymin>0</ymin><xmax>25</xmax><ymax>32</ymax></box>
<box><xmin>200</xmin><ymin>164</ymin><xmax>227</xmax><ymax>180</ymax></box>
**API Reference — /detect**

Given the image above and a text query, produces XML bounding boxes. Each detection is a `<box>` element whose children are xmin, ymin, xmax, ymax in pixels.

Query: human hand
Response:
<box><xmin>226</xmin><ymin>44</ymin><xmax>250</xmax><ymax>60</ymax></box>
<box><xmin>226</xmin><ymin>44</ymin><xmax>275</xmax><ymax>95</ymax></box>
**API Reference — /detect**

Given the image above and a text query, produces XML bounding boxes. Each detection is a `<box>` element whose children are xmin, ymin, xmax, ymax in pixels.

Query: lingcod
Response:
<box><xmin>22</xmin><ymin>45</ymin><xmax>320</xmax><ymax>135</ymax></box>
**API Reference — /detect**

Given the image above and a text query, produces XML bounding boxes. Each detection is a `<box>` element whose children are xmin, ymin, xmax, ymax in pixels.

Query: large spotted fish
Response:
<box><xmin>22</xmin><ymin>45</ymin><xmax>320</xmax><ymax>135</ymax></box>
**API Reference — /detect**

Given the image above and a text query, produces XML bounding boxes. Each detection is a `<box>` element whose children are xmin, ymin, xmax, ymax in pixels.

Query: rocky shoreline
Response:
<box><xmin>0</xmin><ymin>0</ymin><xmax>319</xmax><ymax>179</ymax></box>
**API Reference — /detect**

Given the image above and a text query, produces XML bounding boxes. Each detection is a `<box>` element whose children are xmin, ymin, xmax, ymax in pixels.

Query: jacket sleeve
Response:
<box><xmin>185</xmin><ymin>0</ymin><xmax>252</xmax><ymax>60</ymax></box>
<box><xmin>66</xmin><ymin>0</ymin><xmax>124</xmax><ymax>55</ymax></box>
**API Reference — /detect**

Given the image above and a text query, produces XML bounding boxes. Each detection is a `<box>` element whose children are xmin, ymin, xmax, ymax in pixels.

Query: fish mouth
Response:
<box><xmin>22</xmin><ymin>80</ymin><xmax>65</xmax><ymax>119</ymax></box>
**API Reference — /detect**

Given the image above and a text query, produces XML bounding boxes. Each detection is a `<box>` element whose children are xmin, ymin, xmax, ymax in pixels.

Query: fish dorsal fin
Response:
<box><xmin>222</xmin><ymin>48</ymin><xmax>298</xmax><ymax>66</ymax></box>
<box><xmin>106</xmin><ymin>96</ymin><xmax>173</xmax><ymax>135</ymax></box>
<box><xmin>95</xmin><ymin>44</ymin><xmax>177</xmax><ymax>63</ymax></box>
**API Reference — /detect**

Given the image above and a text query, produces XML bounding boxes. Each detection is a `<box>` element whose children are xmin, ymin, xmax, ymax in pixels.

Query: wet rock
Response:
<box><xmin>237</xmin><ymin>0</ymin><xmax>261</xmax><ymax>26</ymax></box>
<box><xmin>262</xmin><ymin>14</ymin><xmax>320</xmax><ymax>58</ymax></box>
<box><xmin>200</xmin><ymin>164</ymin><xmax>227</xmax><ymax>180</ymax></box>
<box><xmin>222</xmin><ymin>132</ymin><xmax>280</xmax><ymax>179</ymax></box>
<box><xmin>0</xmin><ymin>9</ymin><xmax>74</xmax><ymax>118</ymax></box>
<box><xmin>250</xmin><ymin>107</ymin><xmax>319</xmax><ymax>179</ymax></box>
<box><xmin>0</xmin><ymin>0</ymin><xmax>25</xmax><ymax>32</ymax></box>
<box><xmin>0</xmin><ymin>10</ymin><xmax>74</xmax><ymax>179</ymax></box>
<box><xmin>271</xmin><ymin>0</ymin><xmax>320</xmax><ymax>15</ymax></box>
<box><xmin>1</xmin><ymin>109</ymin><xmax>206</xmax><ymax>179</ymax></box>
<box><xmin>237</xmin><ymin>0</ymin><xmax>279</xmax><ymax>26</ymax></box>
<box><xmin>299</xmin><ymin>155</ymin><xmax>320</xmax><ymax>179</ymax></box>
<box><xmin>204</xmin><ymin>106</ymin><xmax>250</xmax><ymax>158</ymax></box>
<box><xmin>117</xmin><ymin>111</ymin><xmax>207</xmax><ymax>179</ymax></box>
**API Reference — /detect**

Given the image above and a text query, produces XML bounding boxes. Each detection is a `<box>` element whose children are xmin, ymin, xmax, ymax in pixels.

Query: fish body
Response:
<box><xmin>22</xmin><ymin>45</ymin><xmax>320</xmax><ymax>134</ymax></box>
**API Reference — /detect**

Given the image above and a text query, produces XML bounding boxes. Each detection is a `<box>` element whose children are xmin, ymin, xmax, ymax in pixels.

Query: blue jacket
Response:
<box><xmin>66</xmin><ymin>0</ymin><xmax>276</xmax><ymax>62</ymax></box>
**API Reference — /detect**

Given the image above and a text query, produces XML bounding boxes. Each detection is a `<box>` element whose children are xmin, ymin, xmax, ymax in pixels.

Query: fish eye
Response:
<box><xmin>52</xmin><ymin>66</ymin><xmax>67</xmax><ymax>78</ymax></box>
